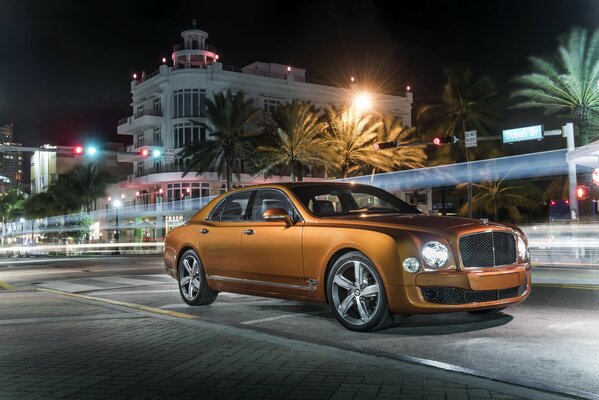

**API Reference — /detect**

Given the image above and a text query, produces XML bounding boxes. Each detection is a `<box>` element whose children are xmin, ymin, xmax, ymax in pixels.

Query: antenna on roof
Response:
<box><xmin>192</xmin><ymin>19</ymin><xmax>197</xmax><ymax>29</ymax></box>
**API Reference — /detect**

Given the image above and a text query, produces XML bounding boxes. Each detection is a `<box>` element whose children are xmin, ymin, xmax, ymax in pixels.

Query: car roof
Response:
<box><xmin>236</xmin><ymin>181</ymin><xmax>371</xmax><ymax>190</ymax></box>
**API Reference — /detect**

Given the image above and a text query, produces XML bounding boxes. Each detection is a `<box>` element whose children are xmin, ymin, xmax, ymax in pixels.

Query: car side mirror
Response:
<box><xmin>263</xmin><ymin>208</ymin><xmax>293</xmax><ymax>227</ymax></box>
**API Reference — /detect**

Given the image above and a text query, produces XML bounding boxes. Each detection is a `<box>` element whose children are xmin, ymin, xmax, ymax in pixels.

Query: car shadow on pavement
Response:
<box><xmin>380</xmin><ymin>313</ymin><xmax>514</xmax><ymax>335</ymax></box>
<box><xmin>246</xmin><ymin>303</ymin><xmax>513</xmax><ymax>335</ymax></box>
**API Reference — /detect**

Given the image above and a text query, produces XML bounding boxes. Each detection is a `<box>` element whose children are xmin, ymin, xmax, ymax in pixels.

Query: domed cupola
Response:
<box><xmin>172</xmin><ymin>19</ymin><xmax>218</xmax><ymax>69</ymax></box>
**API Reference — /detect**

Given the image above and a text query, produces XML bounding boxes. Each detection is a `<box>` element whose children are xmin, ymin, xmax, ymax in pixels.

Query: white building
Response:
<box><xmin>108</xmin><ymin>22</ymin><xmax>413</xmax><ymax>240</ymax></box>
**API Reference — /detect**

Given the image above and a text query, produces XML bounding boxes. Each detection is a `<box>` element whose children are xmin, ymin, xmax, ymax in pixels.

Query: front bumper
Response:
<box><xmin>387</xmin><ymin>265</ymin><xmax>531</xmax><ymax>314</ymax></box>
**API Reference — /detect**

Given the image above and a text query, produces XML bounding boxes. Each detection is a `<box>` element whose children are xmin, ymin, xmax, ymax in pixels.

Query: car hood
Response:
<box><xmin>317</xmin><ymin>213</ymin><xmax>512</xmax><ymax>235</ymax></box>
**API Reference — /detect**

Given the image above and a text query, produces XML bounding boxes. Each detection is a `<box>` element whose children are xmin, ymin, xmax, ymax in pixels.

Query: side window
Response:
<box><xmin>250</xmin><ymin>190</ymin><xmax>295</xmax><ymax>221</ymax></box>
<box><xmin>219</xmin><ymin>191</ymin><xmax>252</xmax><ymax>222</ymax></box>
<box><xmin>207</xmin><ymin>199</ymin><xmax>226</xmax><ymax>221</ymax></box>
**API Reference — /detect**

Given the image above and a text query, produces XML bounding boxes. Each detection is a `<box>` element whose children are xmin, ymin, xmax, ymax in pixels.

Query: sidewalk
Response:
<box><xmin>0</xmin><ymin>290</ymin><xmax>574</xmax><ymax>400</ymax></box>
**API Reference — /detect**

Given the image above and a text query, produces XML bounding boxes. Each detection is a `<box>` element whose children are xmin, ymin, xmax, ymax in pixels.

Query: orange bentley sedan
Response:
<box><xmin>164</xmin><ymin>182</ymin><xmax>531</xmax><ymax>331</ymax></box>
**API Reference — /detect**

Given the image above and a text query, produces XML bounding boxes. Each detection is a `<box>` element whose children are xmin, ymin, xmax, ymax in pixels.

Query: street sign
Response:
<box><xmin>544</xmin><ymin>129</ymin><xmax>562</xmax><ymax>136</ymax></box>
<box><xmin>502</xmin><ymin>125</ymin><xmax>543</xmax><ymax>144</ymax></box>
<box><xmin>464</xmin><ymin>130</ymin><xmax>477</xmax><ymax>148</ymax></box>
<box><xmin>164</xmin><ymin>148</ymin><xmax>175</xmax><ymax>161</ymax></box>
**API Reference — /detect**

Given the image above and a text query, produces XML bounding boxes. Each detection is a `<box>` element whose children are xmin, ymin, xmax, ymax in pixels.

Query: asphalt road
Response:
<box><xmin>1</xmin><ymin>256</ymin><xmax>598</xmax><ymax>399</ymax></box>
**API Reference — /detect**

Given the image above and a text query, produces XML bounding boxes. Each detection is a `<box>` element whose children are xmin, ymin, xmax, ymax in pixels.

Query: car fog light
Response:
<box><xmin>422</xmin><ymin>241</ymin><xmax>449</xmax><ymax>268</ymax></box>
<box><xmin>403</xmin><ymin>257</ymin><xmax>421</xmax><ymax>273</ymax></box>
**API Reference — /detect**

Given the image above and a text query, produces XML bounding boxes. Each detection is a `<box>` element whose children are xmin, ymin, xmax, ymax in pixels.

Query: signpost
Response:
<box><xmin>502</xmin><ymin>125</ymin><xmax>543</xmax><ymax>144</ymax></box>
<box><xmin>164</xmin><ymin>148</ymin><xmax>175</xmax><ymax>161</ymax></box>
<box><xmin>464</xmin><ymin>130</ymin><xmax>478</xmax><ymax>148</ymax></box>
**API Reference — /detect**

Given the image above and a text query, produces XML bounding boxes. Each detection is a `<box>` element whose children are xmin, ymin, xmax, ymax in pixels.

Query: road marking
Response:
<box><xmin>36</xmin><ymin>281</ymin><xmax>102</xmax><ymax>293</ymax></box>
<box><xmin>38</xmin><ymin>288</ymin><xmax>196</xmax><ymax>320</ymax></box>
<box><xmin>240</xmin><ymin>311</ymin><xmax>327</xmax><ymax>325</ymax></box>
<box><xmin>88</xmin><ymin>289</ymin><xmax>175</xmax><ymax>296</ymax></box>
<box><xmin>92</xmin><ymin>276</ymin><xmax>167</xmax><ymax>286</ymax></box>
<box><xmin>0</xmin><ymin>280</ymin><xmax>14</xmax><ymax>290</ymax></box>
<box><xmin>534</xmin><ymin>283</ymin><xmax>599</xmax><ymax>291</ymax></box>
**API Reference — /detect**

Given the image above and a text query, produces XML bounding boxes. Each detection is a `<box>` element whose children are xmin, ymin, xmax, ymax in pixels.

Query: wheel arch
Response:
<box><xmin>322</xmin><ymin>246</ymin><xmax>389</xmax><ymax>304</ymax></box>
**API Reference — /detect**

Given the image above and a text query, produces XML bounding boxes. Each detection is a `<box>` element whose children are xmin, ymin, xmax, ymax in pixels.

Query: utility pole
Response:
<box><xmin>565</xmin><ymin>123</ymin><xmax>579</xmax><ymax>221</ymax></box>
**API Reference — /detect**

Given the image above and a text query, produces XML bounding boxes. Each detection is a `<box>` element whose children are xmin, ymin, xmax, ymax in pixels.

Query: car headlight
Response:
<box><xmin>517</xmin><ymin>235</ymin><xmax>528</xmax><ymax>261</ymax></box>
<box><xmin>422</xmin><ymin>241</ymin><xmax>449</xmax><ymax>268</ymax></box>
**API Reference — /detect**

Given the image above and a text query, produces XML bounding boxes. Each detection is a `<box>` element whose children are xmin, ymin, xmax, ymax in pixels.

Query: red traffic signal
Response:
<box><xmin>576</xmin><ymin>185</ymin><xmax>590</xmax><ymax>200</ymax></box>
<box><xmin>374</xmin><ymin>140</ymin><xmax>397</xmax><ymax>150</ymax></box>
<box><xmin>433</xmin><ymin>136</ymin><xmax>459</xmax><ymax>145</ymax></box>
<box><xmin>140</xmin><ymin>148</ymin><xmax>150</xmax><ymax>157</ymax></box>
<box><xmin>73</xmin><ymin>145</ymin><xmax>84</xmax><ymax>155</ymax></box>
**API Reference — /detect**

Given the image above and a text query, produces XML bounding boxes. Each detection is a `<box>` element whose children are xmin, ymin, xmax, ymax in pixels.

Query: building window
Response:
<box><xmin>174</xmin><ymin>122</ymin><xmax>206</xmax><ymax>148</ymax></box>
<box><xmin>173</xmin><ymin>89</ymin><xmax>206</xmax><ymax>118</ymax></box>
<box><xmin>137</xmin><ymin>162</ymin><xmax>144</xmax><ymax>177</ymax></box>
<box><xmin>137</xmin><ymin>133</ymin><xmax>145</xmax><ymax>147</ymax></box>
<box><xmin>154</xmin><ymin>160</ymin><xmax>162</xmax><ymax>173</ymax></box>
<box><xmin>153</xmin><ymin>98</ymin><xmax>162</xmax><ymax>114</ymax></box>
<box><xmin>153</xmin><ymin>127</ymin><xmax>161</xmax><ymax>143</ymax></box>
<box><xmin>135</xmin><ymin>104</ymin><xmax>145</xmax><ymax>118</ymax></box>
<box><xmin>264</xmin><ymin>98</ymin><xmax>280</xmax><ymax>114</ymax></box>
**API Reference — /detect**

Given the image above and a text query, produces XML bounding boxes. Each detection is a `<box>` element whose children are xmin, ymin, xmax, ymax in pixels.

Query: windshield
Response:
<box><xmin>291</xmin><ymin>184</ymin><xmax>422</xmax><ymax>217</ymax></box>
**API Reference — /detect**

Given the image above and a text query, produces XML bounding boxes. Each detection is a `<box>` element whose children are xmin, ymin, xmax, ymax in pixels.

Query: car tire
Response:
<box><xmin>468</xmin><ymin>307</ymin><xmax>507</xmax><ymax>315</ymax></box>
<box><xmin>327</xmin><ymin>251</ymin><xmax>393</xmax><ymax>332</ymax></box>
<box><xmin>178</xmin><ymin>249</ymin><xmax>218</xmax><ymax>306</ymax></box>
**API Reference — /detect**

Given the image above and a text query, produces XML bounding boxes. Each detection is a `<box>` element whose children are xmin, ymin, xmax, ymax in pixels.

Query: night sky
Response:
<box><xmin>1</xmin><ymin>0</ymin><xmax>598</xmax><ymax>148</ymax></box>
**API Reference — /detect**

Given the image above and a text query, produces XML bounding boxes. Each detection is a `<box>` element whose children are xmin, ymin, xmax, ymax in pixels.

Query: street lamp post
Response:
<box><xmin>113</xmin><ymin>199</ymin><xmax>122</xmax><ymax>242</ymax></box>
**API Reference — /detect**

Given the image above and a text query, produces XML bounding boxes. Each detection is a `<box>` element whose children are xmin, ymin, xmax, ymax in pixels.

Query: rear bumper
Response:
<box><xmin>387</xmin><ymin>265</ymin><xmax>531</xmax><ymax>314</ymax></box>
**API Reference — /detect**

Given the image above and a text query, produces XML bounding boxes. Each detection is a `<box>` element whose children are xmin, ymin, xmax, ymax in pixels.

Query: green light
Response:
<box><xmin>86</xmin><ymin>146</ymin><xmax>98</xmax><ymax>156</ymax></box>
<box><xmin>152</xmin><ymin>149</ymin><xmax>161</xmax><ymax>158</ymax></box>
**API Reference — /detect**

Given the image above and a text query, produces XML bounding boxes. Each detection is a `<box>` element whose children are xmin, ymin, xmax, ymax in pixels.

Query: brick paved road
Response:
<box><xmin>0</xmin><ymin>290</ymin><xmax>574</xmax><ymax>400</ymax></box>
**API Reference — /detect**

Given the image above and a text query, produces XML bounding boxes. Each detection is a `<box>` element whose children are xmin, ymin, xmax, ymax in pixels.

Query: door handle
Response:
<box><xmin>200</xmin><ymin>228</ymin><xmax>209</xmax><ymax>234</ymax></box>
<box><xmin>243</xmin><ymin>229</ymin><xmax>255</xmax><ymax>235</ymax></box>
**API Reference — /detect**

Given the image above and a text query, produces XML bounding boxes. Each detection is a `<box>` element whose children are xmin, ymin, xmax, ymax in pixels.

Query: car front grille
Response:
<box><xmin>459</xmin><ymin>231</ymin><xmax>517</xmax><ymax>268</ymax></box>
<box><xmin>420</xmin><ymin>278</ymin><xmax>528</xmax><ymax>305</ymax></box>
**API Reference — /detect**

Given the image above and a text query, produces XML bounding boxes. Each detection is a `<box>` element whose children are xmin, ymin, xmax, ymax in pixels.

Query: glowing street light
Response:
<box><xmin>354</xmin><ymin>92</ymin><xmax>372</xmax><ymax>112</ymax></box>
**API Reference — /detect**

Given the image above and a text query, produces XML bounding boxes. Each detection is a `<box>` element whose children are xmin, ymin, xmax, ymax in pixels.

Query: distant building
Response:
<box><xmin>0</xmin><ymin>124</ymin><xmax>24</xmax><ymax>193</ymax></box>
<box><xmin>30</xmin><ymin>142</ymin><xmax>131</xmax><ymax>196</ymax></box>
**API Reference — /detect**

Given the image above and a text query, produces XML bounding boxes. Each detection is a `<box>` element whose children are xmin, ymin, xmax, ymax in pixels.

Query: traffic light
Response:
<box><xmin>576</xmin><ymin>185</ymin><xmax>590</xmax><ymax>200</ymax></box>
<box><xmin>140</xmin><ymin>148</ymin><xmax>162</xmax><ymax>158</ymax></box>
<box><xmin>73</xmin><ymin>145</ymin><xmax>84</xmax><ymax>156</ymax></box>
<box><xmin>433</xmin><ymin>136</ymin><xmax>459</xmax><ymax>145</ymax></box>
<box><xmin>373</xmin><ymin>140</ymin><xmax>397</xmax><ymax>150</ymax></box>
<box><xmin>86</xmin><ymin>146</ymin><xmax>98</xmax><ymax>156</ymax></box>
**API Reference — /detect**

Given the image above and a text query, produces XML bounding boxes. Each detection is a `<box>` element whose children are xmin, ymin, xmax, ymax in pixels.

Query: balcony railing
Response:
<box><xmin>134</xmin><ymin>139</ymin><xmax>163</xmax><ymax>148</ymax></box>
<box><xmin>173</xmin><ymin>42</ymin><xmax>217</xmax><ymax>52</ymax></box>
<box><xmin>135</xmin><ymin>164</ymin><xmax>189</xmax><ymax>178</ymax></box>
<box><xmin>134</xmin><ymin>109</ymin><xmax>163</xmax><ymax>119</ymax></box>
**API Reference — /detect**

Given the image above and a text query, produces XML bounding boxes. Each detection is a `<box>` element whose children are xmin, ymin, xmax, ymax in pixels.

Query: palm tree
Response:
<box><xmin>457</xmin><ymin>179</ymin><xmax>541</xmax><ymax>222</ymax></box>
<box><xmin>417</xmin><ymin>67</ymin><xmax>500</xmax><ymax>161</ymax></box>
<box><xmin>256</xmin><ymin>100</ymin><xmax>331</xmax><ymax>181</ymax></box>
<box><xmin>0</xmin><ymin>189</ymin><xmax>26</xmax><ymax>241</ymax></box>
<box><xmin>373</xmin><ymin>113</ymin><xmax>427</xmax><ymax>172</ymax></box>
<box><xmin>512</xmin><ymin>27</ymin><xmax>599</xmax><ymax>146</ymax></box>
<box><xmin>324</xmin><ymin>105</ymin><xmax>395</xmax><ymax>178</ymax></box>
<box><xmin>63</xmin><ymin>164</ymin><xmax>116</xmax><ymax>212</ymax></box>
<box><xmin>179</xmin><ymin>89</ymin><xmax>260</xmax><ymax>191</ymax></box>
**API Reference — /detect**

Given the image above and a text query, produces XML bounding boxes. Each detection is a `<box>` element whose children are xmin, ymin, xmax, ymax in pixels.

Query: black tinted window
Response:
<box><xmin>250</xmin><ymin>190</ymin><xmax>295</xmax><ymax>221</ymax></box>
<box><xmin>207</xmin><ymin>199</ymin><xmax>226</xmax><ymax>221</ymax></box>
<box><xmin>218</xmin><ymin>191</ymin><xmax>252</xmax><ymax>221</ymax></box>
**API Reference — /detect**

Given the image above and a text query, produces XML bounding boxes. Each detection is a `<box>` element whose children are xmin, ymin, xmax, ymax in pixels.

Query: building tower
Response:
<box><xmin>172</xmin><ymin>19</ymin><xmax>218</xmax><ymax>69</ymax></box>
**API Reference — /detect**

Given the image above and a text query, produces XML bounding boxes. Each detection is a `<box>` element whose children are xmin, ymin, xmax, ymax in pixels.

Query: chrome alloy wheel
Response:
<box><xmin>331</xmin><ymin>260</ymin><xmax>381</xmax><ymax>326</ymax></box>
<box><xmin>179</xmin><ymin>255</ymin><xmax>201</xmax><ymax>301</ymax></box>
